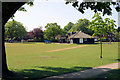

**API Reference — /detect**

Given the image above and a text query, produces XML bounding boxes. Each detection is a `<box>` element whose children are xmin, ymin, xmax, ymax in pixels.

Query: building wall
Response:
<box><xmin>83</xmin><ymin>38</ymin><xmax>94</xmax><ymax>44</ymax></box>
<box><xmin>72</xmin><ymin>38</ymin><xmax>94</xmax><ymax>44</ymax></box>
<box><xmin>73</xmin><ymin>38</ymin><xmax>79</xmax><ymax>44</ymax></box>
<box><xmin>60</xmin><ymin>39</ymin><xmax>66</xmax><ymax>43</ymax></box>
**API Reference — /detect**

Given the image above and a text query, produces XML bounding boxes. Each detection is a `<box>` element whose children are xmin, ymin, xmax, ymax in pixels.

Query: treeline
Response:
<box><xmin>5</xmin><ymin>18</ymin><xmax>118</xmax><ymax>42</ymax></box>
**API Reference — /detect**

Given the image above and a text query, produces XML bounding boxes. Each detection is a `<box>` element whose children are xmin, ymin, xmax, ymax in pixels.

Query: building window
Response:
<box><xmin>79</xmin><ymin>38</ymin><xmax>83</xmax><ymax>43</ymax></box>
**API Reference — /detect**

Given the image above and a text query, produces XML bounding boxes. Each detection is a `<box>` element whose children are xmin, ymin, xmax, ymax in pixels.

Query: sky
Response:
<box><xmin>11</xmin><ymin>0</ymin><xmax>118</xmax><ymax>32</ymax></box>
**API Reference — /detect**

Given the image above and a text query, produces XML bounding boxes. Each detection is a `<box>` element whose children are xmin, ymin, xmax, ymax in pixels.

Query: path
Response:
<box><xmin>47</xmin><ymin>45</ymin><xmax>88</xmax><ymax>52</ymax></box>
<box><xmin>40</xmin><ymin>62</ymin><xmax>120</xmax><ymax>79</ymax></box>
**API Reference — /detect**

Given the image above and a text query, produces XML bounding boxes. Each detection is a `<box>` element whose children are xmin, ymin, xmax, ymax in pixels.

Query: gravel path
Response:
<box><xmin>40</xmin><ymin>62</ymin><xmax>120</xmax><ymax>79</ymax></box>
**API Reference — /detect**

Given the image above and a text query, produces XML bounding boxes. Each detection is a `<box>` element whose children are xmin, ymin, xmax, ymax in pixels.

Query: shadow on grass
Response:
<box><xmin>3</xmin><ymin>66</ymin><xmax>92</xmax><ymax>80</ymax></box>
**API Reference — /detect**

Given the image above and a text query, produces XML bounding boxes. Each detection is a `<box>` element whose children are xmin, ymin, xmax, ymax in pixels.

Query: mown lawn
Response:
<box><xmin>5</xmin><ymin>42</ymin><xmax>118</xmax><ymax>79</ymax></box>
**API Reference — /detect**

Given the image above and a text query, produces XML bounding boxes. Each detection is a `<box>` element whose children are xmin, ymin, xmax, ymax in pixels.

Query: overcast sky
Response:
<box><xmin>11</xmin><ymin>0</ymin><xmax>118</xmax><ymax>32</ymax></box>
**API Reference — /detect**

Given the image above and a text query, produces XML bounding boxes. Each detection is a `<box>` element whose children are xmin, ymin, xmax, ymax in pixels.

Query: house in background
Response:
<box><xmin>94</xmin><ymin>32</ymin><xmax>115</xmax><ymax>42</ymax></box>
<box><xmin>56</xmin><ymin>32</ymin><xmax>76</xmax><ymax>43</ymax></box>
<box><xmin>67</xmin><ymin>31</ymin><xmax>95</xmax><ymax>44</ymax></box>
<box><xmin>102</xmin><ymin>32</ymin><xmax>115</xmax><ymax>42</ymax></box>
<box><xmin>58</xmin><ymin>36</ymin><xmax>68</xmax><ymax>43</ymax></box>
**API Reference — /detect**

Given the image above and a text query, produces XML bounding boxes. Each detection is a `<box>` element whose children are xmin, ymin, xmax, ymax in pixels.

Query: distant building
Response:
<box><xmin>67</xmin><ymin>31</ymin><xmax>94</xmax><ymax>44</ymax></box>
<box><xmin>99</xmin><ymin>32</ymin><xmax>115</xmax><ymax>42</ymax></box>
<box><xmin>56</xmin><ymin>35</ymin><xmax>68</xmax><ymax>43</ymax></box>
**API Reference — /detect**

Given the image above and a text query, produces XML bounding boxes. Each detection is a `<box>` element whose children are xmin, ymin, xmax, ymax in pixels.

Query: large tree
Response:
<box><xmin>69</xmin><ymin>19</ymin><xmax>93</xmax><ymax>35</ymax></box>
<box><xmin>63</xmin><ymin>22</ymin><xmax>74</xmax><ymax>34</ymax></box>
<box><xmin>2</xmin><ymin>1</ymin><xmax>120</xmax><ymax>77</ymax></box>
<box><xmin>88</xmin><ymin>13</ymin><xmax>116</xmax><ymax>58</ymax></box>
<box><xmin>5</xmin><ymin>20</ymin><xmax>27</xmax><ymax>40</ymax></box>
<box><xmin>44</xmin><ymin>23</ymin><xmax>63</xmax><ymax>41</ymax></box>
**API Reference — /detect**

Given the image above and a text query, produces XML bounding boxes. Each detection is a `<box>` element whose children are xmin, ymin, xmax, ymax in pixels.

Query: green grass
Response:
<box><xmin>5</xmin><ymin>42</ymin><xmax>118</xmax><ymax>79</ymax></box>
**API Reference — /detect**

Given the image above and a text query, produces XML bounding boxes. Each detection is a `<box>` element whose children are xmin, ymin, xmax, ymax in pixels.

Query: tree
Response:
<box><xmin>5</xmin><ymin>20</ymin><xmax>27</xmax><ymax>41</ymax></box>
<box><xmin>88</xmin><ymin>13</ymin><xmax>116</xmax><ymax>58</ymax></box>
<box><xmin>2</xmin><ymin>2</ymin><xmax>26</xmax><ymax>76</ymax></box>
<box><xmin>44</xmin><ymin>23</ymin><xmax>63</xmax><ymax>41</ymax></box>
<box><xmin>2</xmin><ymin>1</ymin><xmax>33</xmax><ymax>77</ymax></box>
<box><xmin>32</xmin><ymin>27</ymin><xmax>44</xmax><ymax>41</ymax></box>
<box><xmin>68</xmin><ymin>19</ymin><xmax>93</xmax><ymax>35</ymax></box>
<box><xmin>63</xmin><ymin>22</ymin><xmax>74</xmax><ymax>34</ymax></box>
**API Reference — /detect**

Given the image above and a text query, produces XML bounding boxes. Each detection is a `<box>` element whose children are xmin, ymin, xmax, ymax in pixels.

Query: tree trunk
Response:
<box><xmin>2</xmin><ymin>26</ymin><xmax>9</xmax><ymax>75</ymax></box>
<box><xmin>100</xmin><ymin>37</ymin><xmax>103</xmax><ymax>58</ymax></box>
<box><xmin>2</xmin><ymin>2</ymin><xmax>25</xmax><ymax>76</ymax></box>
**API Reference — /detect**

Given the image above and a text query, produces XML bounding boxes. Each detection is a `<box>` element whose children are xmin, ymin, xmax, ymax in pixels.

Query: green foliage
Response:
<box><xmin>18</xmin><ymin>1</ymin><xmax>34</xmax><ymax>11</ymax></box>
<box><xmin>88</xmin><ymin>13</ymin><xmax>117</xmax><ymax>38</ymax></box>
<box><xmin>66</xmin><ymin>1</ymin><xmax>120</xmax><ymax>16</ymax></box>
<box><xmin>5</xmin><ymin>20</ymin><xmax>27</xmax><ymax>40</ymax></box>
<box><xmin>68</xmin><ymin>19</ymin><xmax>93</xmax><ymax>35</ymax></box>
<box><xmin>26</xmin><ymin>1</ymin><xmax>34</xmax><ymax>7</ymax></box>
<box><xmin>63</xmin><ymin>22</ymin><xmax>74</xmax><ymax>34</ymax></box>
<box><xmin>18</xmin><ymin>7</ymin><xmax>27</xmax><ymax>12</ymax></box>
<box><xmin>114</xmin><ymin>31</ymin><xmax>120</xmax><ymax>41</ymax></box>
<box><xmin>44</xmin><ymin>23</ymin><xmax>63</xmax><ymax>41</ymax></box>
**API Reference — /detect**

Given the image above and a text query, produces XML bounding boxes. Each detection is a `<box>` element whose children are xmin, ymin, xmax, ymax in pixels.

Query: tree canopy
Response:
<box><xmin>88</xmin><ymin>13</ymin><xmax>117</xmax><ymax>37</ymax></box>
<box><xmin>66</xmin><ymin>0</ymin><xmax>120</xmax><ymax>16</ymax></box>
<box><xmin>44</xmin><ymin>23</ymin><xmax>63</xmax><ymax>41</ymax></box>
<box><xmin>68</xmin><ymin>19</ymin><xmax>93</xmax><ymax>35</ymax></box>
<box><xmin>63</xmin><ymin>22</ymin><xmax>74</xmax><ymax>34</ymax></box>
<box><xmin>5</xmin><ymin>20</ymin><xmax>27</xmax><ymax>40</ymax></box>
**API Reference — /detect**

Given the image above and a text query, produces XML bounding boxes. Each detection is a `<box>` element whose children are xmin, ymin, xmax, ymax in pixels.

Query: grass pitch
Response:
<box><xmin>5</xmin><ymin>42</ymin><xmax>118</xmax><ymax>78</ymax></box>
